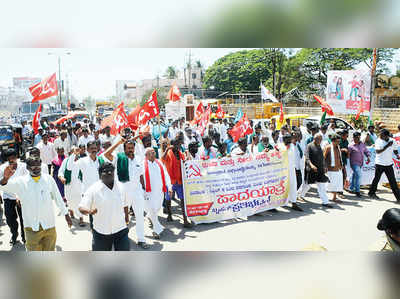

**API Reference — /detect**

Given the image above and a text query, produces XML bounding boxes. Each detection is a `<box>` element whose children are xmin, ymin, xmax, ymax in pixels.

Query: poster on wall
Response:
<box><xmin>326</xmin><ymin>70</ymin><xmax>371</xmax><ymax>114</ymax></box>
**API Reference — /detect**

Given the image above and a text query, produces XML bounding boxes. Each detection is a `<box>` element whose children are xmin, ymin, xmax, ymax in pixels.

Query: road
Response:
<box><xmin>0</xmin><ymin>185</ymin><xmax>397</xmax><ymax>251</ymax></box>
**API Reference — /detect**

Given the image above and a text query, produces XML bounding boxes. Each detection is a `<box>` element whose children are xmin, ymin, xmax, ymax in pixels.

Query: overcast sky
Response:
<box><xmin>0</xmin><ymin>48</ymin><xmax>398</xmax><ymax>99</ymax></box>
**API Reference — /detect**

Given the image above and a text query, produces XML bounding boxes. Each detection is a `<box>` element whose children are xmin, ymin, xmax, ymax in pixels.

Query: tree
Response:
<box><xmin>164</xmin><ymin>66</ymin><xmax>178</xmax><ymax>79</ymax></box>
<box><xmin>283</xmin><ymin>48</ymin><xmax>396</xmax><ymax>94</ymax></box>
<box><xmin>203</xmin><ymin>49</ymin><xmax>272</xmax><ymax>93</ymax></box>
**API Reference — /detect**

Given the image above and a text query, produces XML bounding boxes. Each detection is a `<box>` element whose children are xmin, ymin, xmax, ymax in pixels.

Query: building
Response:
<box><xmin>12</xmin><ymin>77</ymin><xmax>41</xmax><ymax>90</ymax></box>
<box><xmin>133</xmin><ymin>65</ymin><xmax>204</xmax><ymax>101</ymax></box>
<box><xmin>116</xmin><ymin>80</ymin><xmax>137</xmax><ymax>104</ymax></box>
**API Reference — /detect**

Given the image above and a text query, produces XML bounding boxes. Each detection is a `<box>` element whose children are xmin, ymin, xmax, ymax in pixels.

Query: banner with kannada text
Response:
<box><xmin>182</xmin><ymin>151</ymin><xmax>290</xmax><ymax>224</ymax></box>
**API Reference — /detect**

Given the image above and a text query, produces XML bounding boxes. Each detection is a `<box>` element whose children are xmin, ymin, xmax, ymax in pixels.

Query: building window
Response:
<box><xmin>192</xmin><ymin>85</ymin><xmax>197</xmax><ymax>89</ymax></box>
<box><xmin>192</xmin><ymin>73</ymin><xmax>196</xmax><ymax>79</ymax></box>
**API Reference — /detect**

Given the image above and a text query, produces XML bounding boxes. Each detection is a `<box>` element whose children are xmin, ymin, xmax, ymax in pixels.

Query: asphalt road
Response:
<box><xmin>0</xmin><ymin>185</ymin><xmax>397</xmax><ymax>251</ymax></box>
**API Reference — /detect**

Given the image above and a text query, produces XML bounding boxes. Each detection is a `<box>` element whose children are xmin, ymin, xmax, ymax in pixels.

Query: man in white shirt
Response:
<box><xmin>100</xmin><ymin>126</ymin><xmax>115</xmax><ymax>145</ymax></box>
<box><xmin>143</xmin><ymin>147</ymin><xmax>172</xmax><ymax>239</ymax></box>
<box><xmin>78</xmin><ymin>128</ymin><xmax>95</xmax><ymax>147</ymax></box>
<box><xmin>103</xmin><ymin>138</ymin><xmax>150</xmax><ymax>249</ymax></box>
<box><xmin>231</xmin><ymin>137</ymin><xmax>250</xmax><ymax>157</ymax></box>
<box><xmin>219</xmin><ymin>119</ymin><xmax>228</xmax><ymax>141</ymax></box>
<box><xmin>369</xmin><ymin>129</ymin><xmax>400</xmax><ymax>202</ymax></box>
<box><xmin>168</xmin><ymin>120</ymin><xmax>180</xmax><ymax>140</ymax></box>
<box><xmin>0</xmin><ymin>155</ymin><xmax>72</xmax><ymax>251</ymax></box>
<box><xmin>67</xmin><ymin>140</ymin><xmax>101</xmax><ymax>229</ymax></box>
<box><xmin>79</xmin><ymin>162</ymin><xmax>130</xmax><ymax>251</ymax></box>
<box><xmin>59</xmin><ymin>146</ymin><xmax>85</xmax><ymax>227</ymax></box>
<box><xmin>53</xmin><ymin>130</ymin><xmax>71</xmax><ymax>156</ymax></box>
<box><xmin>0</xmin><ymin>149</ymin><xmax>28</xmax><ymax>245</ymax></box>
<box><xmin>37</xmin><ymin>133</ymin><xmax>57</xmax><ymax>174</ymax></box>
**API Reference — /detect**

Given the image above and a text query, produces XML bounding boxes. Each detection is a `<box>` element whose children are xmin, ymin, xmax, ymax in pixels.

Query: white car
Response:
<box><xmin>303</xmin><ymin>116</ymin><xmax>355</xmax><ymax>131</ymax></box>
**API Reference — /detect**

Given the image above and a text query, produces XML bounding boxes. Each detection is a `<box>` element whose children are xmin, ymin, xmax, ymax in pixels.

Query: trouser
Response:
<box><xmin>350</xmin><ymin>87</ymin><xmax>358</xmax><ymax>99</ymax></box>
<box><xmin>145</xmin><ymin>201</ymin><xmax>164</xmax><ymax>234</ymax></box>
<box><xmin>126</xmin><ymin>189</ymin><xmax>145</xmax><ymax>242</ymax></box>
<box><xmin>172</xmin><ymin>184</ymin><xmax>189</xmax><ymax>223</ymax></box>
<box><xmin>350</xmin><ymin>164</ymin><xmax>362</xmax><ymax>193</ymax></box>
<box><xmin>4</xmin><ymin>199</ymin><xmax>25</xmax><ymax>242</ymax></box>
<box><xmin>369</xmin><ymin>164</ymin><xmax>400</xmax><ymax>201</ymax></box>
<box><xmin>296</xmin><ymin>169</ymin><xmax>302</xmax><ymax>190</ymax></box>
<box><xmin>24</xmin><ymin>226</ymin><xmax>57</xmax><ymax>251</ymax></box>
<box><xmin>299</xmin><ymin>182</ymin><xmax>329</xmax><ymax>204</ymax></box>
<box><xmin>92</xmin><ymin>228</ymin><xmax>130</xmax><ymax>251</ymax></box>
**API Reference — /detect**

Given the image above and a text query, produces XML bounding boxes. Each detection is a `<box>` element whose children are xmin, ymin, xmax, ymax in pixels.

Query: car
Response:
<box><xmin>303</xmin><ymin>116</ymin><xmax>355</xmax><ymax>131</ymax></box>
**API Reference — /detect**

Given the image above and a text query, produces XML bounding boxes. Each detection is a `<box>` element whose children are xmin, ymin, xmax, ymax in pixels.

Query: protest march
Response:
<box><xmin>1</xmin><ymin>48</ymin><xmax>400</xmax><ymax>252</ymax></box>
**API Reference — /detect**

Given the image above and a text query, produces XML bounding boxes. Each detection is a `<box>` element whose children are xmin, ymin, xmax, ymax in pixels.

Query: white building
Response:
<box><xmin>134</xmin><ymin>65</ymin><xmax>204</xmax><ymax>101</ymax></box>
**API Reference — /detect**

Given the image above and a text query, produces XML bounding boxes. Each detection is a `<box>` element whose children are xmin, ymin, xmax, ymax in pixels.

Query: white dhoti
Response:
<box><xmin>65</xmin><ymin>181</ymin><xmax>83</xmax><ymax>218</ymax></box>
<box><xmin>144</xmin><ymin>189</ymin><xmax>165</xmax><ymax>235</ymax></box>
<box><xmin>121</xmin><ymin>183</ymin><xmax>146</xmax><ymax>242</ymax></box>
<box><xmin>327</xmin><ymin>171</ymin><xmax>343</xmax><ymax>192</ymax></box>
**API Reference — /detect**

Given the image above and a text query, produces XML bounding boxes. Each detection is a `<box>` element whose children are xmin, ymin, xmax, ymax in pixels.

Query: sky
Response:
<box><xmin>0</xmin><ymin>48</ymin><xmax>398</xmax><ymax>100</ymax></box>
<box><xmin>0</xmin><ymin>48</ymin><xmax>247</xmax><ymax>99</ymax></box>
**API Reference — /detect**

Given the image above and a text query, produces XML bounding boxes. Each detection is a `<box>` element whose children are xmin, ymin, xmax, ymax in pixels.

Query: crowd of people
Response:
<box><xmin>0</xmin><ymin>113</ymin><xmax>399</xmax><ymax>251</ymax></box>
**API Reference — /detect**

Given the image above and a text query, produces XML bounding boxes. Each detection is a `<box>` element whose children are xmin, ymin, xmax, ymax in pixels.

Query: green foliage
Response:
<box><xmin>203</xmin><ymin>48</ymin><xmax>396</xmax><ymax>98</ymax></box>
<box><xmin>164</xmin><ymin>66</ymin><xmax>178</xmax><ymax>79</ymax></box>
<box><xmin>141</xmin><ymin>87</ymin><xmax>169</xmax><ymax>109</ymax></box>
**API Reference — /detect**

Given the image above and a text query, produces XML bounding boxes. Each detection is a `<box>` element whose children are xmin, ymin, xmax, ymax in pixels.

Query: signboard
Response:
<box><xmin>326</xmin><ymin>70</ymin><xmax>371</xmax><ymax>114</ymax></box>
<box><xmin>182</xmin><ymin>151</ymin><xmax>290</xmax><ymax>224</ymax></box>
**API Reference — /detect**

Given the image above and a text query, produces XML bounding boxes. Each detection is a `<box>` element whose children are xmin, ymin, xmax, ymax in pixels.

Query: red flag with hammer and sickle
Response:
<box><xmin>101</xmin><ymin>102</ymin><xmax>129</xmax><ymax>135</ymax></box>
<box><xmin>29</xmin><ymin>73</ymin><xmax>58</xmax><ymax>103</ymax></box>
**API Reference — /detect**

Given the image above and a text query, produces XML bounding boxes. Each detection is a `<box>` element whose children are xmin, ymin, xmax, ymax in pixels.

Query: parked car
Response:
<box><xmin>303</xmin><ymin>116</ymin><xmax>355</xmax><ymax>131</ymax></box>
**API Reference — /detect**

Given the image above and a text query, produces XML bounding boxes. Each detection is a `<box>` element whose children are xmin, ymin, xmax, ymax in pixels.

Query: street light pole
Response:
<box><xmin>58</xmin><ymin>56</ymin><xmax>62</xmax><ymax>108</ymax></box>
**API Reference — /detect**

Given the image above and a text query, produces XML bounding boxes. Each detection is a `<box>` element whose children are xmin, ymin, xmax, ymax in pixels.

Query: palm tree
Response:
<box><xmin>164</xmin><ymin>66</ymin><xmax>177</xmax><ymax>79</ymax></box>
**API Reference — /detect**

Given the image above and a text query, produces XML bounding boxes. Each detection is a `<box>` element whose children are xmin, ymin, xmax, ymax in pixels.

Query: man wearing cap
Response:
<box><xmin>369</xmin><ymin>129</ymin><xmax>400</xmax><ymax>202</ymax></box>
<box><xmin>348</xmin><ymin>132</ymin><xmax>370</xmax><ymax>197</ymax></box>
<box><xmin>0</xmin><ymin>155</ymin><xmax>72</xmax><ymax>251</ymax></box>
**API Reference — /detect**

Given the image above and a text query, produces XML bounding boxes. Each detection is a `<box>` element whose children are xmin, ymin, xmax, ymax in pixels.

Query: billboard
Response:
<box><xmin>326</xmin><ymin>70</ymin><xmax>371</xmax><ymax>114</ymax></box>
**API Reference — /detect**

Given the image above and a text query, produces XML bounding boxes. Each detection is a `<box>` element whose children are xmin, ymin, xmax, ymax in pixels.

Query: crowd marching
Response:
<box><xmin>1</xmin><ymin>108</ymin><xmax>400</xmax><ymax>251</ymax></box>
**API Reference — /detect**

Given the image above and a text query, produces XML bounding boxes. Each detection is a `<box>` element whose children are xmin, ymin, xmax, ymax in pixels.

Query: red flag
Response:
<box><xmin>279</xmin><ymin>102</ymin><xmax>284</xmax><ymax>124</ymax></box>
<box><xmin>216</xmin><ymin>103</ymin><xmax>225</xmax><ymax>119</ymax></box>
<box><xmin>166</xmin><ymin>83</ymin><xmax>181</xmax><ymax>102</ymax></box>
<box><xmin>101</xmin><ymin>102</ymin><xmax>129</xmax><ymax>135</ymax></box>
<box><xmin>313</xmin><ymin>95</ymin><xmax>334</xmax><ymax>116</ymax></box>
<box><xmin>138</xmin><ymin>90</ymin><xmax>160</xmax><ymax>125</ymax></box>
<box><xmin>355</xmin><ymin>98</ymin><xmax>366</xmax><ymax>120</ymax></box>
<box><xmin>127</xmin><ymin>104</ymin><xmax>142</xmax><ymax>130</ymax></box>
<box><xmin>67</xmin><ymin>100</ymin><xmax>71</xmax><ymax>111</ymax></box>
<box><xmin>228</xmin><ymin>113</ymin><xmax>253</xmax><ymax>143</ymax></box>
<box><xmin>198</xmin><ymin>104</ymin><xmax>211</xmax><ymax>136</ymax></box>
<box><xmin>29</xmin><ymin>73</ymin><xmax>58</xmax><ymax>103</ymax></box>
<box><xmin>32</xmin><ymin>104</ymin><xmax>42</xmax><ymax>134</ymax></box>
<box><xmin>191</xmin><ymin>102</ymin><xmax>205</xmax><ymax>125</ymax></box>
